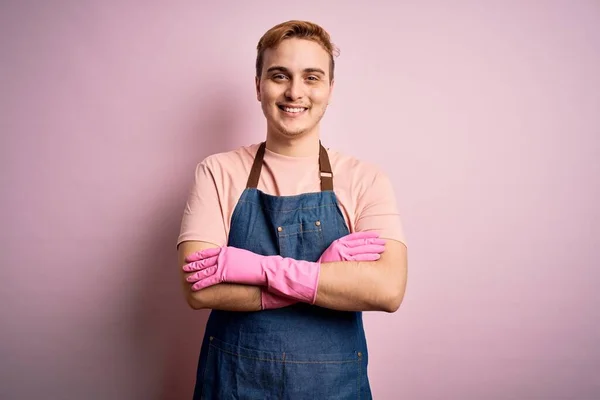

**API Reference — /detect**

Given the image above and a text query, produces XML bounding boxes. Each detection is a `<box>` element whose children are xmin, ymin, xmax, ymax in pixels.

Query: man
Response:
<box><xmin>177</xmin><ymin>20</ymin><xmax>408</xmax><ymax>399</ymax></box>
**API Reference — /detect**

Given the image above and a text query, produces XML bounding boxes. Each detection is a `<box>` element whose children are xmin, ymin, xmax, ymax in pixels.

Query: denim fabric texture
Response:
<box><xmin>192</xmin><ymin>152</ymin><xmax>372</xmax><ymax>399</ymax></box>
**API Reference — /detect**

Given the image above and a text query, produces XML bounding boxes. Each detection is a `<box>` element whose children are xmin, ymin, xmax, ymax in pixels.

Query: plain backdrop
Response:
<box><xmin>1</xmin><ymin>1</ymin><xmax>599</xmax><ymax>399</ymax></box>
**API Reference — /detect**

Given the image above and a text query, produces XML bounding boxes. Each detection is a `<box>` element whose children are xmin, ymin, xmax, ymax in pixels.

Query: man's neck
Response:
<box><xmin>265</xmin><ymin>131</ymin><xmax>321</xmax><ymax>157</ymax></box>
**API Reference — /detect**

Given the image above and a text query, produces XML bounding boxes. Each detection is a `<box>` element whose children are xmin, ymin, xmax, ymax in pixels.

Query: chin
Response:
<box><xmin>279</xmin><ymin>126</ymin><xmax>312</xmax><ymax>138</ymax></box>
<box><xmin>268</xmin><ymin>121</ymin><xmax>303</xmax><ymax>136</ymax></box>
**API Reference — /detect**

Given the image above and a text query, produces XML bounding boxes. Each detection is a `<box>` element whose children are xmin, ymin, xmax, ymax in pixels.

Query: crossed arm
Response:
<box><xmin>177</xmin><ymin>238</ymin><xmax>407</xmax><ymax>313</ymax></box>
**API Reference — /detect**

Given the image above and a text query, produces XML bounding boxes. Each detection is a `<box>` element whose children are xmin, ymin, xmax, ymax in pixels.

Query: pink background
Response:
<box><xmin>1</xmin><ymin>1</ymin><xmax>599</xmax><ymax>399</ymax></box>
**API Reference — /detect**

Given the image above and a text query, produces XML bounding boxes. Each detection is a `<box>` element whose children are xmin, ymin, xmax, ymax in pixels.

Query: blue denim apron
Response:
<box><xmin>192</xmin><ymin>142</ymin><xmax>372</xmax><ymax>399</ymax></box>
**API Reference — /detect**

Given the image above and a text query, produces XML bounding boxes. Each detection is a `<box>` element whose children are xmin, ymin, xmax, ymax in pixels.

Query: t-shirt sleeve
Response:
<box><xmin>177</xmin><ymin>160</ymin><xmax>227</xmax><ymax>248</ymax></box>
<box><xmin>354</xmin><ymin>169</ymin><xmax>407</xmax><ymax>245</ymax></box>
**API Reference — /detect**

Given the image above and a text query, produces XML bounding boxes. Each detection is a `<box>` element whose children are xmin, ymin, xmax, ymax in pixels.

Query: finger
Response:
<box><xmin>185</xmin><ymin>272</ymin><xmax>202</xmax><ymax>284</ymax></box>
<box><xmin>185</xmin><ymin>247</ymin><xmax>221</xmax><ymax>263</ymax></box>
<box><xmin>186</xmin><ymin>265</ymin><xmax>218</xmax><ymax>283</ymax></box>
<box><xmin>350</xmin><ymin>253</ymin><xmax>381</xmax><ymax>261</ymax></box>
<box><xmin>184</xmin><ymin>271</ymin><xmax>199</xmax><ymax>283</ymax></box>
<box><xmin>185</xmin><ymin>247</ymin><xmax>221</xmax><ymax>262</ymax></box>
<box><xmin>339</xmin><ymin>231</ymin><xmax>380</xmax><ymax>243</ymax></box>
<box><xmin>182</xmin><ymin>256</ymin><xmax>218</xmax><ymax>273</ymax></box>
<box><xmin>191</xmin><ymin>274</ymin><xmax>221</xmax><ymax>291</ymax></box>
<box><xmin>182</xmin><ymin>255</ymin><xmax>219</xmax><ymax>272</ymax></box>
<box><xmin>185</xmin><ymin>264</ymin><xmax>219</xmax><ymax>283</ymax></box>
<box><xmin>346</xmin><ymin>244</ymin><xmax>386</xmax><ymax>256</ymax></box>
<box><xmin>343</xmin><ymin>238</ymin><xmax>386</xmax><ymax>248</ymax></box>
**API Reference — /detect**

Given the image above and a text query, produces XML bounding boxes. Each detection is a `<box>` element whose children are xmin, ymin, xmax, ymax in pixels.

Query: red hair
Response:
<box><xmin>256</xmin><ymin>20</ymin><xmax>339</xmax><ymax>81</ymax></box>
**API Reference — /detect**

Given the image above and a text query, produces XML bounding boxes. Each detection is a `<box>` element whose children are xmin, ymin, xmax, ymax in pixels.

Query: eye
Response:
<box><xmin>272</xmin><ymin>74</ymin><xmax>288</xmax><ymax>80</ymax></box>
<box><xmin>307</xmin><ymin>75</ymin><xmax>319</xmax><ymax>81</ymax></box>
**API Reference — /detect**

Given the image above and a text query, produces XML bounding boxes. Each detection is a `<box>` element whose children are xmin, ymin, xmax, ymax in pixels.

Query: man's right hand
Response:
<box><xmin>261</xmin><ymin>231</ymin><xmax>386</xmax><ymax>310</ymax></box>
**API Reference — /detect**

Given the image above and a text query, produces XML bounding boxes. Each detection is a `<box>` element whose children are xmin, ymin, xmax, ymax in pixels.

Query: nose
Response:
<box><xmin>284</xmin><ymin>78</ymin><xmax>304</xmax><ymax>101</ymax></box>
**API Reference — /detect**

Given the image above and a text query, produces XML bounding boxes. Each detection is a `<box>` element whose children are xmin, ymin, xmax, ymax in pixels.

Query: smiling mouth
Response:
<box><xmin>278</xmin><ymin>105</ymin><xmax>308</xmax><ymax>114</ymax></box>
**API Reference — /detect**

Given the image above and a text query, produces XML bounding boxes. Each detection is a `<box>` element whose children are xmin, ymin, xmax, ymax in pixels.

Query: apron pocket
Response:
<box><xmin>277</xmin><ymin>220</ymin><xmax>325</xmax><ymax>261</ymax></box>
<box><xmin>200</xmin><ymin>336</ymin><xmax>284</xmax><ymax>400</ymax></box>
<box><xmin>282</xmin><ymin>351</ymin><xmax>363</xmax><ymax>399</ymax></box>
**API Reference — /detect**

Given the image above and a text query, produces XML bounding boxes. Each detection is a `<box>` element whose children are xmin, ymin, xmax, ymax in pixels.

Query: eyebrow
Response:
<box><xmin>266</xmin><ymin>66</ymin><xmax>326</xmax><ymax>75</ymax></box>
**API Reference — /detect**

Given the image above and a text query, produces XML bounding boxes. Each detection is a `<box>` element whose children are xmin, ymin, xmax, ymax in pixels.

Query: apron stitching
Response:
<box><xmin>281</xmin><ymin>352</ymin><xmax>286</xmax><ymax>400</ymax></box>
<box><xmin>299</xmin><ymin>223</ymin><xmax>305</xmax><ymax>259</ymax></box>
<box><xmin>200</xmin><ymin>344</ymin><xmax>213</xmax><ymax>400</ymax></box>
<box><xmin>357</xmin><ymin>352</ymin><xmax>361</xmax><ymax>400</ymax></box>
<box><xmin>278</xmin><ymin>228</ymin><xmax>321</xmax><ymax>237</ymax></box>
<box><xmin>236</xmin><ymin>200</ymin><xmax>338</xmax><ymax>213</ymax></box>
<box><xmin>210</xmin><ymin>343</ymin><xmax>358</xmax><ymax>364</ymax></box>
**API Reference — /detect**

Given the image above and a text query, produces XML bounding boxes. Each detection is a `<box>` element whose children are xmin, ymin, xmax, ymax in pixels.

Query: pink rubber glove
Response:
<box><xmin>318</xmin><ymin>231</ymin><xmax>386</xmax><ymax>263</ymax></box>
<box><xmin>184</xmin><ymin>247</ymin><xmax>320</xmax><ymax>303</ymax></box>
<box><xmin>261</xmin><ymin>231</ymin><xmax>386</xmax><ymax>309</ymax></box>
<box><xmin>183</xmin><ymin>231</ymin><xmax>386</xmax><ymax>308</ymax></box>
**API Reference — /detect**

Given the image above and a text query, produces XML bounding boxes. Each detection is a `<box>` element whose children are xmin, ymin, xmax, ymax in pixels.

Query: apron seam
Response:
<box><xmin>236</xmin><ymin>200</ymin><xmax>339</xmax><ymax>213</ymax></box>
<box><xmin>210</xmin><ymin>342</ymin><xmax>359</xmax><ymax>364</ymax></box>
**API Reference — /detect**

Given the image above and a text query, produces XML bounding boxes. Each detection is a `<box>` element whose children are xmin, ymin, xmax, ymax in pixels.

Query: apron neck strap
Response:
<box><xmin>319</xmin><ymin>142</ymin><xmax>334</xmax><ymax>191</ymax></box>
<box><xmin>246</xmin><ymin>141</ymin><xmax>334</xmax><ymax>191</ymax></box>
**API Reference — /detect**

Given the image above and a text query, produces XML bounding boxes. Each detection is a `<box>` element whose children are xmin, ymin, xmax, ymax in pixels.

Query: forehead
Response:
<box><xmin>262</xmin><ymin>38</ymin><xmax>330</xmax><ymax>74</ymax></box>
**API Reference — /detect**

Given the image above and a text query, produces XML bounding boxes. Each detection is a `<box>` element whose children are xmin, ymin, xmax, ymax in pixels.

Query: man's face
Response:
<box><xmin>256</xmin><ymin>38</ymin><xmax>334</xmax><ymax>140</ymax></box>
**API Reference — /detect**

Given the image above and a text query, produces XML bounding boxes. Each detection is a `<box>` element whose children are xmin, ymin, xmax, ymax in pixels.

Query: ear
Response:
<box><xmin>255</xmin><ymin>76</ymin><xmax>261</xmax><ymax>102</ymax></box>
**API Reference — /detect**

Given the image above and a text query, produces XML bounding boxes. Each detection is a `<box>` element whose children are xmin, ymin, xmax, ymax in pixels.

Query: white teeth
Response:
<box><xmin>283</xmin><ymin>107</ymin><xmax>305</xmax><ymax>113</ymax></box>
